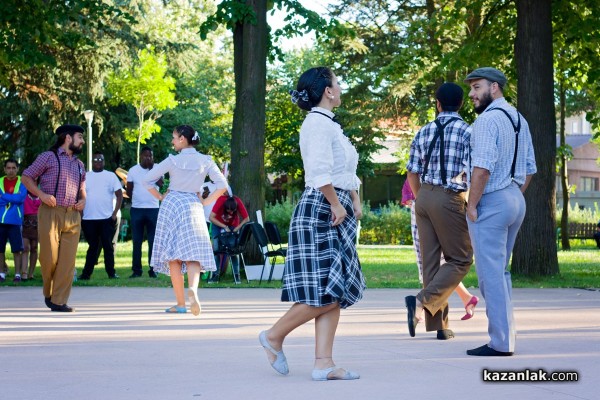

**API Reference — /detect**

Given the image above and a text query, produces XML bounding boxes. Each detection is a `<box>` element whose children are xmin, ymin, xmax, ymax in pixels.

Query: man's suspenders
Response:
<box><xmin>486</xmin><ymin>108</ymin><xmax>521</xmax><ymax>178</ymax></box>
<box><xmin>422</xmin><ymin>117</ymin><xmax>460</xmax><ymax>185</ymax></box>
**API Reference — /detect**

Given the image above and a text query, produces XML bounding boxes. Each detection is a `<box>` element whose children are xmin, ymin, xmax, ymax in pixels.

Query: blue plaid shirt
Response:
<box><xmin>406</xmin><ymin>111</ymin><xmax>471</xmax><ymax>192</ymax></box>
<box><xmin>470</xmin><ymin>98</ymin><xmax>537</xmax><ymax>194</ymax></box>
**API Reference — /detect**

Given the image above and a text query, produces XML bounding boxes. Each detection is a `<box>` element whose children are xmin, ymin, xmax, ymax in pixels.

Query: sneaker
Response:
<box><xmin>78</xmin><ymin>275</ymin><xmax>91</xmax><ymax>280</ymax></box>
<box><xmin>108</xmin><ymin>274</ymin><xmax>119</xmax><ymax>279</ymax></box>
<box><xmin>13</xmin><ymin>275</ymin><xmax>21</xmax><ymax>283</ymax></box>
<box><xmin>148</xmin><ymin>270</ymin><xmax>158</xmax><ymax>278</ymax></box>
<box><xmin>129</xmin><ymin>273</ymin><xmax>142</xmax><ymax>279</ymax></box>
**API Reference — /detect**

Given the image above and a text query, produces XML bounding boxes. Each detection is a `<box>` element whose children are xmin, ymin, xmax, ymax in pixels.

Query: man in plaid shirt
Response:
<box><xmin>22</xmin><ymin>124</ymin><xmax>86</xmax><ymax>312</ymax></box>
<box><xmin>404</xmin><ymin>82</ymin><xmax>473</xmax><ymax>340</ymax></box>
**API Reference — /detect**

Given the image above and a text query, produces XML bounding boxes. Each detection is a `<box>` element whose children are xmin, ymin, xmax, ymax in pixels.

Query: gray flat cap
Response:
<box><xmin>464</xmin><ymin>67</ymin><xmax>507</xmax><ymax>88</ymax></box>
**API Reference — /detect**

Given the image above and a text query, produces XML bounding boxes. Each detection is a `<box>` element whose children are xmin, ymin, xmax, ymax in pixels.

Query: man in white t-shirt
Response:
<box><xmin>79</xmin><ymin>152</ymin><xmax>123</xmax><ymax>280</ymax></box>
<box><xmin>126</xmin><ymin>146</ymin><xmax>162</xmax><ymax>278</ymax></box>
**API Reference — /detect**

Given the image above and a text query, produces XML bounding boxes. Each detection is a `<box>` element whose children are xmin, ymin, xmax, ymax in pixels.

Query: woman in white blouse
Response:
<box><xmin>144</xmin><ymin>125</ymin><xmax>227</xmax><ymax>315</ymax></box>
<box><xmin>259</xmin><ymin>67</ymin><xmax>366</xmax><ymax>381</ymax></box>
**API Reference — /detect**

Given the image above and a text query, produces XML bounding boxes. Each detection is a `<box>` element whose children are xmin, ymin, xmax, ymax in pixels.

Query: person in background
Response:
<box><xmin>208</xmin><ymin>194</ymin><xmax>249</xmax><ymax>284</ymax></box>
<box><xmin>259</xmin><ymin>67</ymin><xmax>365</xmax><ymax>381</ymax></box>
<box><xmin>401</xmin><ymin>179</ymin><xmax>478</xmax><ymax>321</ymax></box>
<box><xmin>79</xmin><ymin>151</ymin><xmax>123</xmax><ymax>280</ymax></box>
<box><xmin>0</xmin><ymin>159</ymin><xmax>26</xmax><ymax>283</ymax></box>
<box><xmin>21</xmin><ymin>189</ymin><xmax>41</xmax><ymax>280</ymax></box>
<box><xmin>126</xmin><ymin>146</ymin><xmax>162</xmax><ymax>278</ymax></box>
<box><xmin>22</xmin><ymin>124</ymin><xmax>86</xmax><ymax>312</ymax></box>
<box><xmin>144</xmin><ymin>125</ymin><xmax>227</xmax><ymax>315</ymax></box>
<box><xmin>594</xmin><ymin>221</ymin><xmax>600</xmax><ymax>249</ymax></box>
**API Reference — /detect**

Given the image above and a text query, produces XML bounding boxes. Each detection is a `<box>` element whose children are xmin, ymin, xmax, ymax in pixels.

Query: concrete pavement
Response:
<box><xmin>0</xmin><ymin>287</ymin><xmax>598</xmax><ymax>400</ymax></box>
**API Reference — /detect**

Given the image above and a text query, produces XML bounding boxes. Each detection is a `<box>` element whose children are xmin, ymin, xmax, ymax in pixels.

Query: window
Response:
<box><xmin>580</xmin><ymin>177</ymin><xmax>599</xmax><ymax>191</ymax></box>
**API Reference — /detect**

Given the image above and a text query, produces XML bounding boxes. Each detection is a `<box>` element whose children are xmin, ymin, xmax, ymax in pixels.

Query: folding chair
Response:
<box><xmin>213</xmin><ymin>222</ymin><xmax>254</xmax><ymax>283</ymax></box>
<box><xmin>250</xmin><ymin>223</ymin><xmax>285</xmax><ymax>284</ymax></box>
<box><xmin>264</xmin><ymin>221</ymin><xmax>287</xmax><ymax>258</ymax></box>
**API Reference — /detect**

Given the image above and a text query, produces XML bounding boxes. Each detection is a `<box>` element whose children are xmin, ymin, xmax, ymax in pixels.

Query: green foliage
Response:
<box><xmin>107</xmin><ymin>48</ymin><xmax>177</xmax><ymax>161</ymax></box>
<box><xmin>359</xmin><ymin>202</ymin><xmax>412</xmax><ymax>245</ymax></box>
<box><xmin>264</xmin><ymin>198</ymin><xmax>412</xmax><ymax>245</ymax></box>
<box><xmin>265</xmin><ymin>198</ymin><xmax>296</xmax><ymax>240</ymax></box>
<box><xmin>555</xmin><ymin>144</ymin><xmax>574</xmax><ymax>172</ymax></box>
<box><xmin>557</xmin><ymin>203</ymin><xmax>600</xmax><ymax>225</ymax></box>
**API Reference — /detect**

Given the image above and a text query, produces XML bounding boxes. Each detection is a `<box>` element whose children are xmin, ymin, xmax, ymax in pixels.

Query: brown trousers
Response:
<box><xmin>415</xmin><ymin>184</ymin><xmax>473</xmax><ymax>331</ymax></box>
<box><xmin>38</xmin><ymin>204</ymin><xmax>81</xmax><ymax>305</ymax></box>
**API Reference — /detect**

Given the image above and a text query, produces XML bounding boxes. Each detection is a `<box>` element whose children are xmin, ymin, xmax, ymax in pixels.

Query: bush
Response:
<box><xmin>359</xmin><ymin>201</ymin><xmax>412</xmax><ymax>245</ymax></box>
<box><xmin>265</xmin><ymin>198</ymin><xmax>296</xmax><ymax>241</ymax></box>
<box><xmin>265</xmin><ymin>199</ymin><xmax>414</xmax><ymax>245</ymax></box>
<box><xmin>556</xmin><ymin>202</ymin><xmax>599</xmax><ymax>225</ymax></box>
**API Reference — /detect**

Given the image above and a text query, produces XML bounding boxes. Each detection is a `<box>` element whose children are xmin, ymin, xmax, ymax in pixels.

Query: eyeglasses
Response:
<box><xmin>93</xmin><ymin>158</ymin><xmax>104</xmax><ymax>161</ymax></box>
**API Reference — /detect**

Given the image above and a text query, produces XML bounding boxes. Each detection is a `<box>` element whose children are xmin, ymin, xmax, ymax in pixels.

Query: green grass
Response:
<box><xmin>3</xmin><ymin>241</ymin><xmax>599</xmax><ymax>289</ymax></box>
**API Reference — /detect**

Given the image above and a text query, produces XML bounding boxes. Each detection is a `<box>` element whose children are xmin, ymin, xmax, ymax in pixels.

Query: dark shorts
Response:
<box><xmin>0</xmin><ymin>223</ymin><xmax>24</xmax><ymax>253</ymax></box>
<box><xmin>22</xmin><ymin>214</ymin><xmax>38</xmax><ymax>241</ymax></box>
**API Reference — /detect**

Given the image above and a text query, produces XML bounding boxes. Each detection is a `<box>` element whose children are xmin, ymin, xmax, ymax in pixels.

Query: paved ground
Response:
<box><xmin>0</xmin><ymin>287</ymin><xmax>598</xmax><ymax>400</ymax></box>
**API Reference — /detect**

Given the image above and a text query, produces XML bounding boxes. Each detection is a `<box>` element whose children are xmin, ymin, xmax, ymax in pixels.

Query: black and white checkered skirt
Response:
<box><xmin>150</xmin><ymin>191</ymin><xmax>216</xmax><ymax>274</ymax></box>
<box><xmin>281</xmin><ymin>187</ymin><xmax>365</xmax><ymax>309</ymax></box>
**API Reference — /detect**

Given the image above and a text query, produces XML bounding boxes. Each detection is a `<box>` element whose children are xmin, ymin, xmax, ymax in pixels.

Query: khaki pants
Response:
<box><xmin>38</xmin><ymin>204</ymin><xmax>81</xmax><ymax>305</ymax></box>
<box><xmin>415</xmin><ymin>184</ymin><xmax>473</xmax><ymax>331</ymax></box>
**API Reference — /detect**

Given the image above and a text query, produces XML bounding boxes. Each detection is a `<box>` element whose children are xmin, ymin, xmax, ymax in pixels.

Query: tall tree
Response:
<box><xmin>512</xmin><ymin>0</ymin><xmax>559</xmax><ymax>275</ymax></box>
<box><xmin>200</xmin><ymin>0</ymin><xmax>334</xmax><ymax>261</ymax></box>
<box><xmin>107</xmin><ymin>48</ymin><xmax>178</xmax><ymax>163</ymax></box>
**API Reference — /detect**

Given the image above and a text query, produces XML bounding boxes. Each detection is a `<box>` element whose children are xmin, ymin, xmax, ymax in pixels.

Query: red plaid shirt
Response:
<box><xmin>23</xmin><ymin>148</ymin><xmax>86</xmax><ymax>207</ymax></box>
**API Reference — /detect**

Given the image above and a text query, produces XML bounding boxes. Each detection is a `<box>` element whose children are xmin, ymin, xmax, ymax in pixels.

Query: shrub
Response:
<box><xmin>265</xmin><ymin>199</ymin><xmax>414</xmax><ymax>245</ymax></box>
<box><xmin>556</xmin><ymin>202</ymin><xmax>599</xmax><ymax>225</ymax></box>
<box><xmin>359</xmin><ymin>201</ymin><xmax>412</xmax><ymax>245</ymax></box>
<box><xmin>265</xmin><ymin>198</ymin><xmax>296</xmax><ymax>241</ymax></box>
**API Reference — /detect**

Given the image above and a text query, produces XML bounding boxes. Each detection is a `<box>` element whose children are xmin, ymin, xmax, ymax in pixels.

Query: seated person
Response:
<box><xmin>209</xmin><ymin>195</ymin><xmax>249</xmax><ymax>284</ymax></box>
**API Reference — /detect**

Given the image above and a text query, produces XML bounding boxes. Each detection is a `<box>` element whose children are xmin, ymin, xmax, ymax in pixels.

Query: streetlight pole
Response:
<box><xmin>83</xmin><ymin>110</ymin><xmax>94</xmax><ymax>171</ymax></box>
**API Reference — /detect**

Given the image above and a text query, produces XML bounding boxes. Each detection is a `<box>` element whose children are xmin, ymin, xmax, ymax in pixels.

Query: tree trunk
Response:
<box><xmin>230</xmin><ymin>0</ymin><xmax>268</xmax><ymax>264</ymax></box>
<box><xmin>512</xmin><ymin>0</ymin><xmax>559</xmax><ymax>275</ymax></box>
<box><xmin>559</xmin><ymin>81</ymin><xmax>570</xmax><ymax>250</ymax></box>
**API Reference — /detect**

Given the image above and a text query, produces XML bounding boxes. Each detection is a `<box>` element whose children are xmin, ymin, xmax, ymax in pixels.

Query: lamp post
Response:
<box><xmin>83</xmin><ymin>110</ymin><xmax>94</xmax><ymax>171</ymax></box>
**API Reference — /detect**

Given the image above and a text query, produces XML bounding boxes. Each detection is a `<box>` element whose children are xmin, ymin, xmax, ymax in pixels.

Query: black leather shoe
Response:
<box><xmin>108</xmin><ymin>274</ymin><xmax>119</xmax><ymax>279</ymax></box>
<box><xmin>467</xmin><ymin>344</ymin><xmax>513</xmax><ymax>356</ymax></box>
<box><xmin>129</xmin><ymin>273</ymin><xmax>142</xmax><ymax>278</ymax></box>
<box><xmin>437</xmin><ymin>329</ymin><xmax>455</xmax><ymax>340</ymax></box>
<box><xmin>148</xmin><ymin>270</ymin><xmax>158</xmax><ymax>278</ymax></box>
<box><xmin>405</xmin><ymin>295</ymin><xmax>418</xmax><ymax>337</ymax></box>
<box><xmin>44</xmin><ymin>297</ymin><xmax>52</xmax><ymax>309</ymax></box>
<box><xmin>50</xmin><ymin>303</ymin><xmax>74</xmax><ymax>312</ymax></box>
<box><xmin>78</xmin><ymin>275</ymin><xmax>91</xmax><ymax>280</ymax></box>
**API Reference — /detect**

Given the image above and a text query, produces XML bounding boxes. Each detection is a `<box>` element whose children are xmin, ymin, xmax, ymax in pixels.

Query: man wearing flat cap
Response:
<box><xmin>464</xmin><ymin>67</ymin><xmax>537</xmax><ymax>356</ymax></box>
<box><xmin>405</xmin><ymin>82</ymin><xmax>473</xmax><ymax>341</ymax></box>
<box><xmin>22</xmin><ymin>124</ymin><xmax>87</xmax><ymax>312</ymax></box>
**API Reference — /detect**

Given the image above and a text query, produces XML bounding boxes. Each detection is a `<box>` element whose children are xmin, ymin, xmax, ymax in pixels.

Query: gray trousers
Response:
<box><xmin>415</xmin><ymin>184</ymin><xmax>473</xmax><ymax>331</ymax></box>
<box><xmin>467</xmin><ymin>183</ymin><xmax>525</xmax><ymax>352</ymax></box>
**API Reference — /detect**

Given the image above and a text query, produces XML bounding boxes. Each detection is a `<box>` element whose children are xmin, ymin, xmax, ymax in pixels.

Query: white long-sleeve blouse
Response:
<box><xmin>143</xmin><ymin>148</ymin><xmax>227</xmax><ymax>193</ymax></box>
<box><xmin>299</xmin><ymin>107</ymin><xmax>361</xmax><ymax>191</ymax></box>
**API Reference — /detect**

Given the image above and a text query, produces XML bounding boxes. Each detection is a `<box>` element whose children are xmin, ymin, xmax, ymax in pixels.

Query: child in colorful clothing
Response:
<box><xmin>21</xmin><ymin>191</ymin><xmax>41</xmax><ymax>280</ymax></box>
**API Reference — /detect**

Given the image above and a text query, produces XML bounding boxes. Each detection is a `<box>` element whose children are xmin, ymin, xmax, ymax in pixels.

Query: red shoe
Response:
<box><xmin>461</xmin><ymin>296</ymin><xmax>479</xmax><ymax>320</ymax></box>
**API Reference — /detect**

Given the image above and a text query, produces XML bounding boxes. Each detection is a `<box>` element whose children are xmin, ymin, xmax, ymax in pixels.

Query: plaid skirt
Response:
<box><xmin>281</xmin><ymin>187</ymin><xmax>365</xmax><ymax>309</ymax></box>
<box><xmin>150</xmin><ymin>191</ymin><xmax>216</xmax><ymax>275</ymax></box>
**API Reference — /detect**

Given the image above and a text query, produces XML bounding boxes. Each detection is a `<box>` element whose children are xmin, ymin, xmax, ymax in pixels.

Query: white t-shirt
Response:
<box><xmin>128</xmin><ymin>164</ymin><xmax>161</xmax><ymax>208</ymax></box>
<box><xmin>83</xmin><ymin>170</ymin><xmax>123</xmax><ymax>220</ymax></box>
